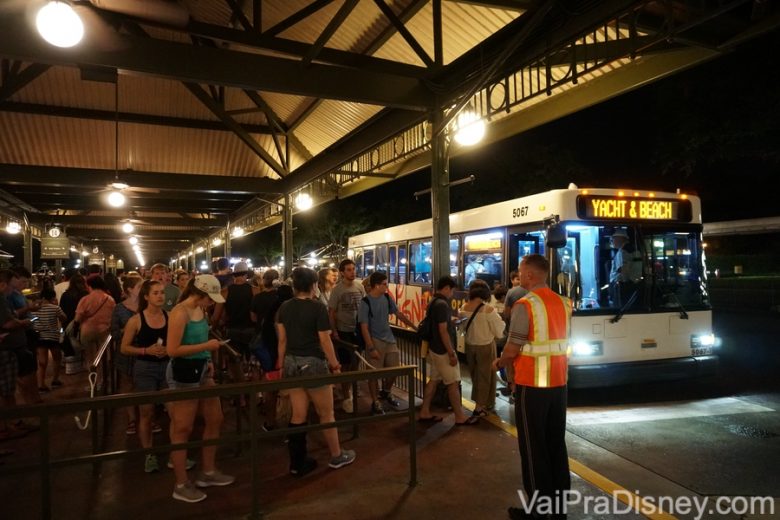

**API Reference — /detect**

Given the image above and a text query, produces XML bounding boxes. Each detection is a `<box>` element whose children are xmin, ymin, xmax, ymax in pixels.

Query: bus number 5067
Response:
<box><xmin>513</xmin><ymin>206</ymin><xmax>529</xmax><ymax>218</ymax></box>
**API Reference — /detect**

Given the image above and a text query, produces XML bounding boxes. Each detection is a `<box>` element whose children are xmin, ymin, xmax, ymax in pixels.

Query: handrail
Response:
<box><xmin>75</xmin><ymin>333</ymin><xmax>112</xmax><ymax>431</ymax></box>
<box><xmin>0</xmin><ymin>366</ymin><xmax>418</xmax><ymax>520</ymax></box>
<box><xmin>90</xmin><ymin>333</ymin><xmax>112</xmax><ymax>372</ymax></box>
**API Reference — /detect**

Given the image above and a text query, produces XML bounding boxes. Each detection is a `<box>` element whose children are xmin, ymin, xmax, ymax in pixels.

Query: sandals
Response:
<box><xmin>455</xmin><ymin>416</ymin><xmax>480</xmax><ymax>426</ymax></box>
<box><xmin>417</xmin><ymin>415</ymin><xmax>443</xmax><ymax>423</ymax></box>
<box><xmin>471</xmin><ymin>409</ymin><xmax>488</xmax><ymax>418</ymax></box>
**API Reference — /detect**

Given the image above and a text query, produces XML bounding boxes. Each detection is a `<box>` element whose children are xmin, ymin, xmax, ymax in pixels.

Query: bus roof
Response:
<box><xmin>349</xmin><ymin>186</ymin><xmax>701</xmax><ymax>247</ymax></box>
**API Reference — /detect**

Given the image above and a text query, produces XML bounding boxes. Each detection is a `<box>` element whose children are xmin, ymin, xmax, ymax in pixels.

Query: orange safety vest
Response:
<box><xmin>512</xmin><ymin>287</ymin><xmax>572</xmax><ymax>388</ymax></box>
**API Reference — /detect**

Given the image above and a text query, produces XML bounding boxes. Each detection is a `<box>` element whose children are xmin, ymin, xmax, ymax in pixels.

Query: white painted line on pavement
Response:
<box><xmin>567</xmin><ymin>397</ymin><xmax>773</xmax><ymax>426</ymax></box>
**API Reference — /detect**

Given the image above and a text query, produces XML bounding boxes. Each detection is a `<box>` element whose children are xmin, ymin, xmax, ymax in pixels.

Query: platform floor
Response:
<box><xmin>0</xmin><ymin>361</ymin><xmax>652</xmax><ymax>520</ymax></box>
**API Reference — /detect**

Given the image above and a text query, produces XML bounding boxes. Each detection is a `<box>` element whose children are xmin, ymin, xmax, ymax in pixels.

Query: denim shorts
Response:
<box><xmin>165</xmin><ymin>359</ymin><xmax>212</xmax><ymax>390</ymax></box>
<box><xmin>134</xmin><ymin>359</ymin><xmax>168</xmax><ymax>392</ymax></box>
<box><xmin>282</xmin><ymin>355</ymin><xmax>329</xmax><ymax>388</ymax></box>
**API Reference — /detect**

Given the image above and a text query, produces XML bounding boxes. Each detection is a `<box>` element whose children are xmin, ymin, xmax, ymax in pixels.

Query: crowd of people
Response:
<box><xmin>1</xmin><ymin>254</ymin><xmax>574</xmax><ymax>518</ymax></box>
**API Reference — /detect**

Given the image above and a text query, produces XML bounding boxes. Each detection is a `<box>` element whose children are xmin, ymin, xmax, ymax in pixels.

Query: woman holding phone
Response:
<box><xmin>121</xmin><ymin>279</ymin><xmax>169</xmax><ymax>473</ymax></box>
<box><xmin>165</xmin><ymin>275</ymin><xmax>234</xmax><ymax>503</ymax></box>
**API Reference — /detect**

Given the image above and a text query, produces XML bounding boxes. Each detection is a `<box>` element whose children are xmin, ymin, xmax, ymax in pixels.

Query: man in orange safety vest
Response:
<box><xmin>494</xmin><ymin>254</ymin><xmax>572</xmax><ymax>520</ymax></box>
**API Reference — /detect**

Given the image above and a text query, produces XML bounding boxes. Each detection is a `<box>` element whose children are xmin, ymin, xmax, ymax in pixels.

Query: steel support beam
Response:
<box><xmin>0</xmin><ymin>101</ymin><xmax>272</xmax><ymax>134</ymax></box>
<box><xmin>430</xmin><ymin>109</ymin><xmax>450</xmax><ymax>285</ymax></box>
<box><xmin>0</xmin><ymin>164</ymin><xmax>280</xmax><ymax>194</ymax></box>
<box><xmin>0</xmin><ymin>9</ymin><xmax>432</xmax><ymax>110</ymax></box>
<box><xmin>28</xmin><ymin>214</ymin><xmax>227</xmax><ymax>228</ymax></box>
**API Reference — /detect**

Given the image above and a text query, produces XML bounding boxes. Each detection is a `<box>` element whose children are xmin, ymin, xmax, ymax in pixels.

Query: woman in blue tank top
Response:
<box><xmin>165</xmin><ymin>275</ymin><xmax>234</xmax><ymax>503</ymax></box>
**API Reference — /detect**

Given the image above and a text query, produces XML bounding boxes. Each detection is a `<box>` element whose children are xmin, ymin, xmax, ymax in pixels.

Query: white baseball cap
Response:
<box><xmin>233</xmin><ymin>261</ymin><xmax>249</xmax><ymax>276</ymax></box>
<box><xmin>193</xmin><ymin>274</ymin><xmax>225</xmax><ymax>303</ymax></box>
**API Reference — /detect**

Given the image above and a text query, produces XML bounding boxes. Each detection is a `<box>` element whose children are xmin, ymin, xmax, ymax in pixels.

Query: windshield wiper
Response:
<box><xmin>610</xmin><ymin>289</ymin><xmax>639</xmax><ymax>323</ymax></box>
<box><xmin>666</xmin><ymin>290</ymin><xmax>689</xmax><ymax>319</ymax></box>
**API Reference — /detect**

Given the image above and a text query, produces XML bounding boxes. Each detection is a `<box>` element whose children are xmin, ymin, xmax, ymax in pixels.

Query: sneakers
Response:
<box><xmin>289</xmin><ymin>457</ymin><xmax>317</xmax><ymax>477</ymax></box>
<box><xmin>341</xmin><ymin>399</ymin><xmax>354</xmax><ymax>414</ymax></box>
<box><xmin>144</xmin><ymin>454</ymin><xmax>160</xmax><ymax>473</ymax></box>
<box><xmin>380</xmin><ymin>391</ymin><xmax>401</xmax><ymax>409</ymax></box>
<box><xmin>172</xmin><ymin>482</ymin><xmax>206</xmax><ymax>503</ymax></box>
<box><xmin>261</xmin><ymin>422</ymin><xmax>276</xmax><ymax>432</ymax></box>
<box><xmin>167</xmin><ymin>458</ymin><xmax>196</xmax><ymax>470</ymax></box>
<box><xmin>125</xmin><ymin>421</ymin><xmax>137</xmax><ymax>435</ymax></box>
<box><xmin>152</xmin><ymin>422</ymin><xmax>163</xmax><ymax>434</ymax></box>
<box><xmin>328</xmin><ymin>449</ymin><xmax>356</xmax><ymax>469</ymax></box>
<box><xmin>195</xmin><ymin>469</ymin><xmax>235</xmax><ymax>488</ymax></box>
<box><xmin>371</xmin><ymin>401</ymin><xmax>385</xmax><ymax>415</ymax></box>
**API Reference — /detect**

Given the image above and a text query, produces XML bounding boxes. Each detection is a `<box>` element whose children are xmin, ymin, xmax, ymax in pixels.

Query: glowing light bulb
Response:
<box><xmin>36</xmin><ymin>1</ymin><xmax>84</xmax><ymax>48</ymax></box>
<box><xmin>122</xmin><ymin>222</ymin><xmax>134</xmax><ymax>233</ymax></box>
<box><xmin>108</xmin><ymin>191</ymin><xmax>126</xmax><ymax>207</ymax></box>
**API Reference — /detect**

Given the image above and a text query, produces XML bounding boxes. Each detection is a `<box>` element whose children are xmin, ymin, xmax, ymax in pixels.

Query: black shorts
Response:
<box><xmin>38</xmin><ymin>339</ymin><xmax>62</xmax><ymax>350</ymax></box>
<box><xmin>16</xmin><ymin>347</ymin><xmax>36</xmax><ymax>376</ymax></box>
<box><xmin>336</xmin><ymin>331</ymin><xmax>358</xmax><ymax>368</ymax></box>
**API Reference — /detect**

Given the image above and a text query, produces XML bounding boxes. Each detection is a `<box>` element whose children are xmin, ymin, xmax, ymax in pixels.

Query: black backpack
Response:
<box><xmin>417</xmin><ymin>295</ymin><xmax>445</xmax><ymax>342</ymax></box>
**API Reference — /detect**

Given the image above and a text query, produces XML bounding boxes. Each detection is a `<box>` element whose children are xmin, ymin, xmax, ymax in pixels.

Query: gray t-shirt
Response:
<box><xmin>163</xmin><ymin>284</ymin><xmax>181</xmax><ymax>312</ymax></box>
<box><xmin>358</xmin><ymin>294</ymin><xmax>398</xmax><ymax>343</ymax></box>
<box><xmin>505</xmin><ymin>285</ymin><xmax>529</xmax><ymax>309</ymax></box>
<box><xmin>278</xmin><ymin>298</ymin><xmax>330</xmax><ymax>359</ymax></box>
<box><xmin>328</xmin><ymin>281</ymin><xmax>366</xmax><ymax>332</ymax></box>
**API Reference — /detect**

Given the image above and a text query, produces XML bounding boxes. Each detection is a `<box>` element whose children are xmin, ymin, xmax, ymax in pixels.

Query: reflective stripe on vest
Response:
<box><xmin>513</xmin><ymin>288</ymin><xmax>572</xmax><ymax>388</ymax></box>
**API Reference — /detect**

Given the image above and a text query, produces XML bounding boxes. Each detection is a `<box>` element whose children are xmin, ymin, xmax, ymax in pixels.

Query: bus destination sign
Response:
<box><xmin>577</xmin><ymin>195</ymin><xmax>691</xmax><ymax>222</ymax></box>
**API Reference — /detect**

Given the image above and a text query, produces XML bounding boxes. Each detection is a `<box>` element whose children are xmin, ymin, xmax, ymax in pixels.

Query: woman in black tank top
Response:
<box><xmin>120</xmin><ymin>280</ymin><xmax>170</xmax><ymax>473</ymax></box>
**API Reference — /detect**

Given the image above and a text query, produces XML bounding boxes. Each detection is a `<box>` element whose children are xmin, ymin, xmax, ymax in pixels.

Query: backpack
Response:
<box><xmin>417</xmin><ymin>296</ymin><xmax>445</xmax><ymax>342</ymax></box>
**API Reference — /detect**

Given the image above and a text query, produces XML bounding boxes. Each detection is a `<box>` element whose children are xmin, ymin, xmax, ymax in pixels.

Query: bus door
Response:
<box><xmin>507</xmin><ymin>227</ymin><xmax>545</xmax><ymax>275</ymax></box>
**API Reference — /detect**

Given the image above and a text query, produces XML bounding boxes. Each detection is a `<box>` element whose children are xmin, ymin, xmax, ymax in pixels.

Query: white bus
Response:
<box><xmin>348</xmin><ymin>185</ymin><xmax>718</xmax><ymax>388</ymax></box>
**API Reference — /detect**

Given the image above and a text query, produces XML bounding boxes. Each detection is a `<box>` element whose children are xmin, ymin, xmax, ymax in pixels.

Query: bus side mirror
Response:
<box><xmin>546</xmin><ymin>223</ymin><xmax>567</xmax><ymax>249</ymax></box>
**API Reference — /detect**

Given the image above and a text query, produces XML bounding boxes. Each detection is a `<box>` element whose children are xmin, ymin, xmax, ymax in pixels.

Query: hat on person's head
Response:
<box><xmin>232</xmin><ymin>262</ymin><xmax>249</xmax><ymax>276</ymax></box>
<box><xmin>612</xmin><ymin>228</ymin><xmax>629</xmax><ymax>239</ymax></box>
<box><xmin>193</xmin><ymin>274</ymin><xmax>225</xmax><ymax>303</ymax></box>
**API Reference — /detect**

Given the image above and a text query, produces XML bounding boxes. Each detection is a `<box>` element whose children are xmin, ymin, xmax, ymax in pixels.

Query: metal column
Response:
<box><xmin>430</xmin><ymin>109</ymin><xmax>450</xmax><ymax>285</ymax></box>
<box><xmin>23</xmin><ymin>222</ymin><xmax>33</xmax><ymax>272</ymax></box>
<box><xmin>282</xmin><ymin>193</ymin><xmax>293</xmax><ymax>279</ymax></box>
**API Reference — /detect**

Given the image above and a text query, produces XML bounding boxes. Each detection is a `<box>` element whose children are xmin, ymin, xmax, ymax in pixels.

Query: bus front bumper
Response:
<box><xmin>568</xmin><ymin>355</ymin><xmax>719</xmax><ymax>389</ymax></box>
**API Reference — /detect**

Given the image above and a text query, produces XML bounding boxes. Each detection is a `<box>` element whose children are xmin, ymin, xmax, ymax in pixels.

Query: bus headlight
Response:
<box><xmin>572</xmin><ymin>341</ymin><xmax>603</xmax><ymax>357</ymax></box>
<box><xmin>690</xmin><ymin>334</ymin><xmax>716</xmax><ymax>355</ymax></box>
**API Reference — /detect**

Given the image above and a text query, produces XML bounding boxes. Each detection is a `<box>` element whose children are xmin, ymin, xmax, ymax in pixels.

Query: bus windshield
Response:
<box><xmin>553</xmin><ymin>224</ymin><xmax>710</xmax><ymax>313</ymax></box>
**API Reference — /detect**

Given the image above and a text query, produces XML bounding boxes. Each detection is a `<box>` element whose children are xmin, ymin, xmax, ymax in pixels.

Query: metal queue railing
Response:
<box><xmin>0</xmin><ymin>366</ymin><xmax>418</xmax><ymax>520</ymax></box>
<box><xmin>391</xmin><ymin>326</ymin><xmax>427</xmax><ymax>400</ymax></box>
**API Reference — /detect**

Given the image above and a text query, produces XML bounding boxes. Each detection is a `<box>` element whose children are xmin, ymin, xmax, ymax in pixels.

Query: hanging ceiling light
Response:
<box><xmin>295</xmin><ymin>192</ymin><xmax>313</xmax><ymax>211</ymax></box>
<box><xmin>122</xmin><ymin>222</ymin><xmax>134</xmax><ymax>233</ymax></box>
<box><xmin>36</xmin><ymin>1</ymin><xmax>84</xmax><ymax>48</ymax></box>
<box><xmin>6</xmin><ymin>221</ymin><xmax>21</xmax><ymax>234</ymax></box>
<box><xmin>107</xmin><ymin>190</ymin><xmax>126</xmax><ymax>207</ymax></box>
<box><xmin>128</xmin><ymin>236</ymin><xmax>138</xmax><ymax>245</ymax></box>
<box><xmin>232</xmin><ymin>227</ymin><xmax>244</xmax><ymax>238</ymax></box>
<box><xmin>212</xmin><ymin>237</ymin><xmax>222</xmax><ymax>247</ymax></box>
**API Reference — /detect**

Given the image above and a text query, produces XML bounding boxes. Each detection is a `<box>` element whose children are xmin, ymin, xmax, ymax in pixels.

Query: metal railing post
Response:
<box><xmin>408</xmin><ymin>370</ymin><xmax>418</xmax><ymax>486</ymax></box>
<box><xmin>40</xmin><ymin>413</ymin><xmax>52</xmax><ymax>520</ymax></box>
<box><xmin>248</xmin><ymin>391</ymin><xmax>263</xmax><ymax>519</ymax></box>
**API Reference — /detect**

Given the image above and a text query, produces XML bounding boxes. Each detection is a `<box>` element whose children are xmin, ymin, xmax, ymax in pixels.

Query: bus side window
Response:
<box><xmin>354</xmin><ymin>249</ymin><xmax>364</xmax><ymax>278</ymax></box>
<box><xmin>389</xmin><ymin>246</ymin><xmax>398</xmax><ymax>284</ymax></box>
<box><xmin>398</xmin><ymin>245</ymin><xmax>407</xmax><ymax>285</ymax></box>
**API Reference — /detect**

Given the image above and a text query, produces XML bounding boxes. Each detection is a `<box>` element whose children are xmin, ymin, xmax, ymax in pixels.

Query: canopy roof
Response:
<box><xmin>0</xmin><ymin>0</ymin><xmax>777</xmax><ymax>263</ymax></box>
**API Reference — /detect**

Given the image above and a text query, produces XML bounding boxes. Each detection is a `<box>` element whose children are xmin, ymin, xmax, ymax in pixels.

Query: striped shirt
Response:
<box><xmin>32</xmin><ymin>303</ymin><xmax>66</xmax><ymax>342</ymax></box>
